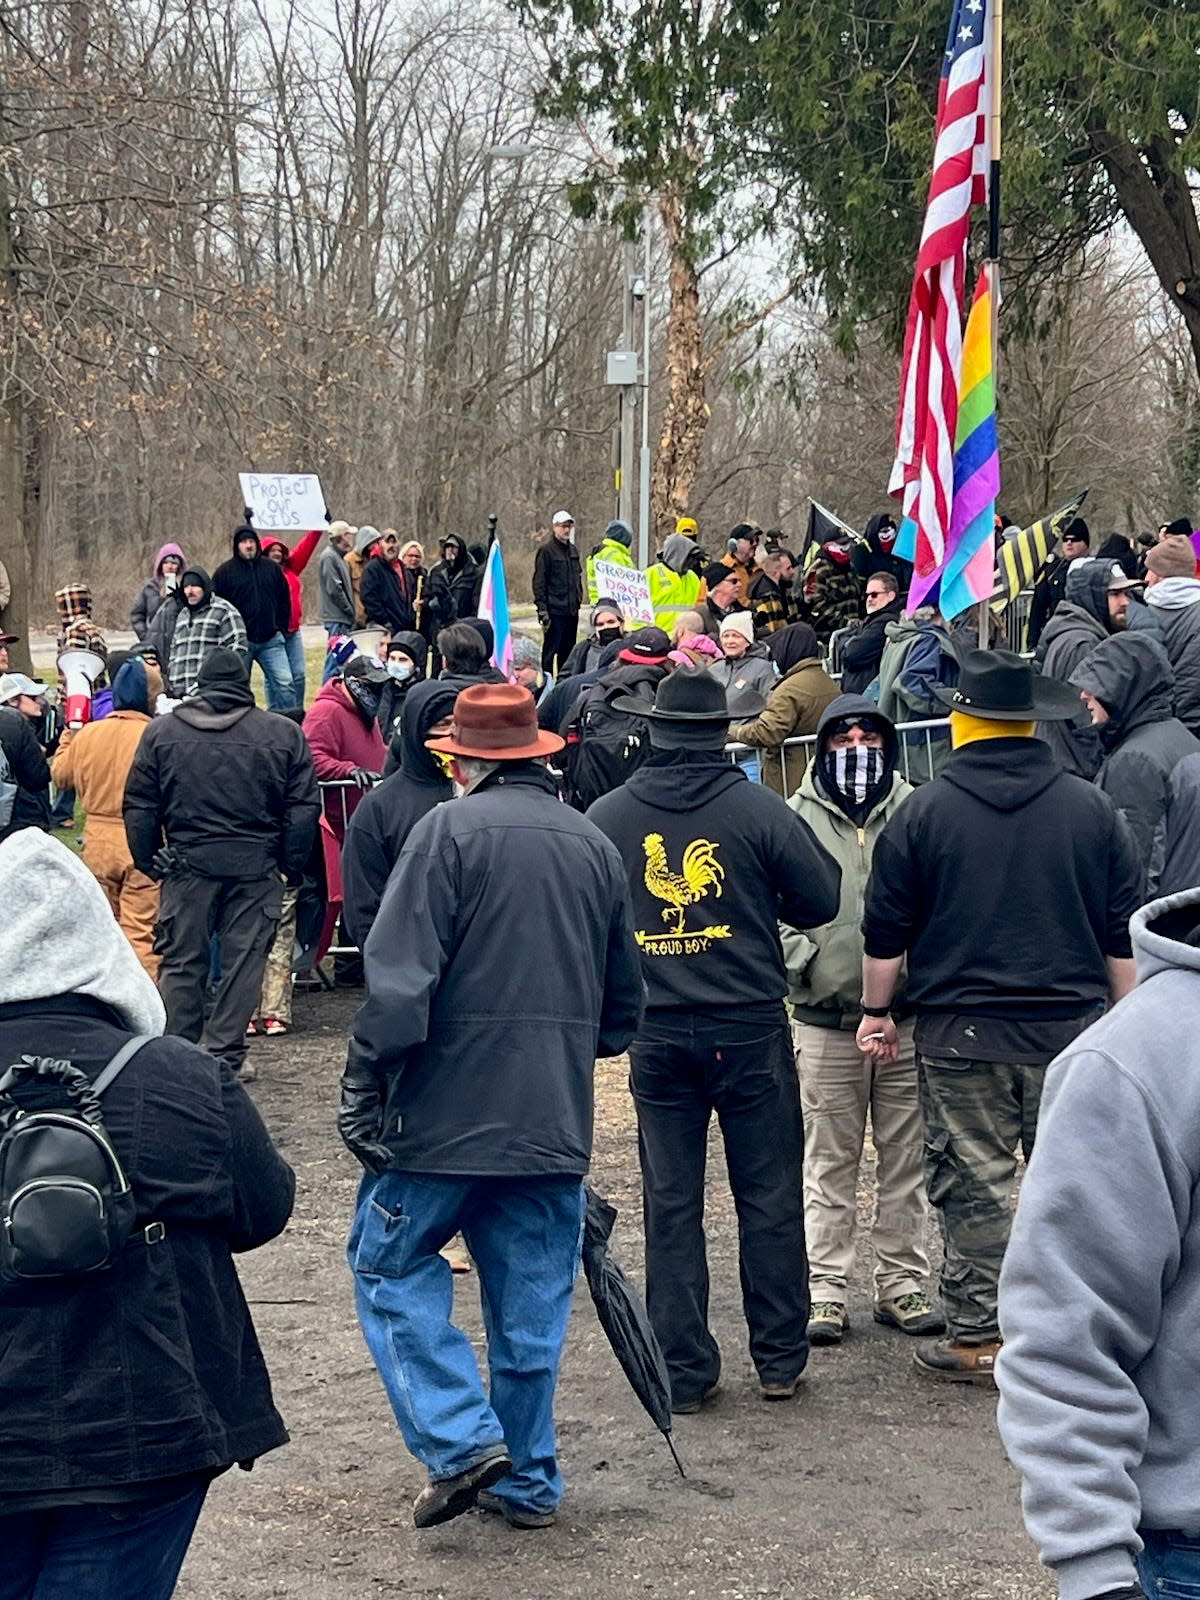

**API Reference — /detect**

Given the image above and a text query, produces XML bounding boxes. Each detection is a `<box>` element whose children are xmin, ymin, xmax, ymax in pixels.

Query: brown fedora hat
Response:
<box><xmin>426</xmin><ymin>683</ymin><xmax>565</xmax><ymax>761</ymax></box>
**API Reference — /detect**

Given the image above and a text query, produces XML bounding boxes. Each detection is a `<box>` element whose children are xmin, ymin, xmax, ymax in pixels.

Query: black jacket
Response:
<box><xmin>342</xmin><ymin>678</ymin><xmax>457</xmax><ymax>945</ymax></box>
<box><xmin>1027</xmin><ymin>554</ymin><xmax>1071</xmax><ymax>649</ymax></box>
<box><xmin>839</xmin><ymin>598</ymin><xmax>905</xmax><ymax>694</ymax></box>
<box><xmin>212</xmin><ymin>527</ymin><xmax>291</xmax><ymax>643</ymax></box>
<box><xmin>1071</xmin><ymin>632</ymin><xmax>1200</xmax><ymax>882</ymax></box>
<box><xmin>532</xmin><ymin>536</ymin><xmax>583</xmax><ymax>617</ymax></box>
<box><xmin>863</xmin><ymin>738</ymin><xmax>1143</xmax><ymax>1020</ymax></box>
<box><xmin>0</xmin><ymin>705</ymin><xmax>51</xmax><ymax>840</ymax></box>
<box><xmin>0</xmin><ymin>996</ymin><xmax>293</xmax><ymax>1503</ymax></box>
<box><xmin>851</xmin><ymin>515</ymin><xmax>913</xmax><ymax>592</ymax></box>
<box><xmin>352</xmin><ymin>764</ymin><xmax>643</xmax><ymax>1176</ymax></box>
<box><xmin>425</xmin><ymin>536</ymin><xmax>480</xmax><ymax>631</ymax></box>
<box><xmin>360</xmin><ymin>553</ymin><xmax>416</xmax><ymax>634</ymax></box>
<box><xmin>375</xmin><ymin>630</ymin><xmax>429</xmax><ymax>746</ymax></box>
<box><xmin>1158</xmin><ymin>752</ymin><xmax>1200</xmax><ymax>896</ymax></box>
<box><xmin>537</xmin><ymin>642</ymin><xmax>625</xmax><ymax>732</ymax></box>
<box><xmin>124</xmin><ymin>689</ymin><xmax>320</xmax><ymax>881</ymax></box>
<box><xmin>587</xmin><ymin>751</ymin><xmax>842</xmax><ymax>1017</ymax></box>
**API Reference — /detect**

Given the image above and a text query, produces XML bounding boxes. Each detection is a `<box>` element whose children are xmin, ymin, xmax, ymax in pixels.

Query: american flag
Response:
<box><xmin>890</xmin><ymin>0</ymin><xmax>993</xmax><ymax>581</ymax></box>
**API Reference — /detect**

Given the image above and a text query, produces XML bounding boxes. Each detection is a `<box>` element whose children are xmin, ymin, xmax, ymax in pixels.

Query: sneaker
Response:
<box><xmin>245</xmin><ymin>1019</ymin><xmax>260</xmax><ymax>1037</ymax></box>
<box><xmin>235</xmin><ymin>1061</ymin><xmax>258</xmax><ymax>1083</ymax></box>
<box><xmin>912</xmin><ymin>1336</ymin><xmax>1001</xmax><ymax>1387</ymax></box>
<box><xmin>477</xmin><ymin>1489</ymin><xmax>556</xmax><ymax>1530</ymax></box>
<box><xmin>262</xmin><ymin>1017</ymin><xmax>290</xmax><ymax>1037</ymax></box>
<box><xmin>806</xmin><ymin>1301</ymin><xmax>848</xmax><ymax>1346</ymax></box>
<box><xmin>759</xmin><ymin>1372</ymin><xmax>804</xmax><ymax>1402</ymax></box>
<box><xmin>874</xmin><ymin>1291</ymin><xmax>946</xmax><ymax>1336</ymax></box>
<box><xmin>412</xmin><ymin>1449</ymin><xmax>512</xmax><ymax>1529</ymax></box>
<box><xmin>671</xmin><ymin>1381</ymin><xmax>721</xmax><ymax>1415</ymax></box>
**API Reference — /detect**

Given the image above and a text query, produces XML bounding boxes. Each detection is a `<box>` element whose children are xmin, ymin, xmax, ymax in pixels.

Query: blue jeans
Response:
<box><xmin>282</xmin><ymin>629</ymin><xmax>306</xmax><ymax>708</ymax></box>
<box><xmin>0</xmin><ymin>1483</ymin><xmax>208</xmax><ymax>1600</ymax></box>
<box><xmin>244</xmin><ymin>632</ymin><xmax>295</xmax><ymax>711</ymax></box>
<box><xmin>1139</xmin><ymin>1528</ymin><xmax>1200</xmax><ymax>1597</ymax></box>
<box><xmin>349</xmin><ymin>1172</ymin><xmax>585</xmax><ymax>1514</ymax></box>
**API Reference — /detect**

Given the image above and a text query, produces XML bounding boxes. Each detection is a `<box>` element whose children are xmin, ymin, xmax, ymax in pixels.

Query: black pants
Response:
<box><xmin>629</xmin><ymin>1014</ymin><xmax>809</xmax><ymax>1404</ymax></box>
<box><xmin>156</xmin><ymin>872</ymin><xmax>283</xmax><ymax>1071</ymax></box>
<box><xmin>541</xmin><ymin>612</ymin><xmax>579</xmax><ymax>675</ymax></box>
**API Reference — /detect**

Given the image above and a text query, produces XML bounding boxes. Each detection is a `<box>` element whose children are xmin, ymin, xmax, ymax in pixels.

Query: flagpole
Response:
<box><xmin>980</xmin><ymin>0</ymin><xmax>1003</xmax><ymax>650</ymax></box>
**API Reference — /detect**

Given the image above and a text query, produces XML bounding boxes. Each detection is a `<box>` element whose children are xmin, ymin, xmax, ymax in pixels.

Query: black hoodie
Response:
<box><xmin>863</xmin><ymin>736</ymin><xmax>1142</xmax><ymax>1054</ymax></box>
<box><xmin>212</xmin><ymin>525</ymin><xmax>291</xmax><ymax>643</ymax></box>
<box><xmin>376</xmin><ymin>629</ymin><xmax>428</xmax><ymax>744</ymax></box>
<box><xmin>587</xmin><ymin>750</ymin><xmax>841</xmax><ymax>1018</ymax></box>
<box><xmin>852</xmin><ymin>513</ymin><xmax>913</xmax><ymax>590</ymax></box>
<box><xmin>340</xmin><ymin>677</ymin><xmax>459</xmax><ymax>945</ymax></box>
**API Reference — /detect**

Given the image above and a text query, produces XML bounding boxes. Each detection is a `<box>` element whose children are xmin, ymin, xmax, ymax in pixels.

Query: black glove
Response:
<box><xmin>1087</xmin><ymin>1587</ymin><xmax>1146</xmax><ymax>1600</ymax></box>
<box><xmin>149</xmin><ymin>845</ymin><xmax>185</xmax><ymax>881</ymax></box>
<box><xmin>537</xmin><ymin>611</ymin><xmax>550</xmax><ymax>631</ymax></box>
<box><xmin>324</xmin><ymin>505</ymin><xmax>333</xmax><ymax>524</ymax></box>
<box><xmin>348</xmin><ymin>767</ymin><xmax>378</xmax><ymax>790</ymax></box>
<box><xmin>243</xmin><ymin>505</ymin><xmax>254</xmax><ymax>524</ymax></box>
<box><xmin>337</xmin><ymin>1045</ymin><xmax>393</xmax><ymax>1176</ymax></box>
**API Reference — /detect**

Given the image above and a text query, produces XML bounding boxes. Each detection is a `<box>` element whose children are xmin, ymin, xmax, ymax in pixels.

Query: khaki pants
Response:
<box><xmin>83</xmin><ymin>828</ymin><xmax>160</xmax><ymax>981</ymax></box>
<box><xmin>258</xmin><ymin>885</ymin><xmax>298</xmax><ymax>1024</ymax></box>
<box><xmin>795</xmin><ymin>1019</ymin><xmax>929</xmax><ymax>1302</ymax></box>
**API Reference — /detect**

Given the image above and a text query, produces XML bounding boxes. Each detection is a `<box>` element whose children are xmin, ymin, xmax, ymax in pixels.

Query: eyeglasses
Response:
<box><xmin>866</xmin><ymin>589</ymin><xmax>888</xmax><ymax>599</ymax></box>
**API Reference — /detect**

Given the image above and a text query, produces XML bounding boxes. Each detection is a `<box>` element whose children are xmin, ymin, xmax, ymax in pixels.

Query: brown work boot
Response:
<box><xmin>912</xmin><ymin>1336</ymin><xmax>1000</xmax><ymax>1387</ymax></box>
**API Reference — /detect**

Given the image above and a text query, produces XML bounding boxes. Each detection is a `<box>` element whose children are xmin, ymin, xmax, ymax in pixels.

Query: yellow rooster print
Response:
<box><xmin>643</xmin><ymin>833</ymin><xmax>725</xmax><ymax>936</ymax></box>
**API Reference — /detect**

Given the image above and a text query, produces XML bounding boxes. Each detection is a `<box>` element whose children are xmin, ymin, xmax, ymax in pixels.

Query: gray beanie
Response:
<box><xmin>604</xmin><ymin>519</ymin><xmax>634</xmax><ymax>549</ymax></box>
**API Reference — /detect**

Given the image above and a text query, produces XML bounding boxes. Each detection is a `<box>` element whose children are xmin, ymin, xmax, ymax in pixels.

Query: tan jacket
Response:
<box><xmin>729</xmin><ymin>657</ymin><xmax>841</xmax><ymax>796</ymax></box>
<box><xmin>51</xmin><ymin>711</ymin><xmax>151</xmax><ymax>836</ymax></box>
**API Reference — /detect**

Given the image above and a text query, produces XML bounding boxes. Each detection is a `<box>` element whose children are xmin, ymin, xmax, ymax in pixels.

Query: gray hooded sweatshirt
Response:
<box><xmin>997</xmin><ymin>884</ymin><xmax>1200</xmax><ymax>1600</ymax></box>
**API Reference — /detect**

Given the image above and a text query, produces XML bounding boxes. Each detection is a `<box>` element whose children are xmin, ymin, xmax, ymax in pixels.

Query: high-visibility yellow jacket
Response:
<box><xmin>586</xmin><ymin>539</ymin><xmax>636</xmax><ymax>604</ymax></box>
<box><xmin>647</xmin><ymin>563</ymin><xmax>702</xmax><ymax>632</ymax></box>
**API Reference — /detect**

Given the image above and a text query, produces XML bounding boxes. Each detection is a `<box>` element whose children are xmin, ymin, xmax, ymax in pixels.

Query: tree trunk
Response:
<box><xmin>1089</xmin><ymin>126</ymin><xmax>1200</xmax><ymax>382</ymax></box>
<box><xmin>0</xmin><ymin>111</ymin><xmax>32</xmax><ymax>673</ymax></box>
<box><xmin>650</xmin><ymin>186</ymin><xmax>709</xmax><ymax>535</ymax></box>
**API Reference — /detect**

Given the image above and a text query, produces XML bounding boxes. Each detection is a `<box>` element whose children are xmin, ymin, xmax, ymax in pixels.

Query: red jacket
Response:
<box><xmin>304</xmin><ymin>680</ymin><xmax>386</xmax><ymax>840</ymax></box>
<box><xmin>260</xmin><ymin>529</ymin><xmax>322</xmax><ymax>634</ymax></box>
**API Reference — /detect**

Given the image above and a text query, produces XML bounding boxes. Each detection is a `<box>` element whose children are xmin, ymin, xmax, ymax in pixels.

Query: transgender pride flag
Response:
<box><xmin>478</xmin><ymin>539</ymin><xmax>513</xmax><ymax>679</ymax></box>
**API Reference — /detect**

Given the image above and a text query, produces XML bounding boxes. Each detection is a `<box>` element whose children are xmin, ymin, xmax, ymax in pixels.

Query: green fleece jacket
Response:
<box><xmin>781</xmin><ymin>764</ymin><xmax>912</xmax><ymax>1028</ymax></box>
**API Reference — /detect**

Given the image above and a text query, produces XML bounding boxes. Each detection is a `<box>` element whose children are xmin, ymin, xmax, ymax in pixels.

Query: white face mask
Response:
<box><xmin>387</xmin><ymin>659</ymin><xmax>414</xmax><ymax>681</ymax></box>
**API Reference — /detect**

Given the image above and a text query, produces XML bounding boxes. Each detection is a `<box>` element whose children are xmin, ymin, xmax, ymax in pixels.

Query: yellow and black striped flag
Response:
<box><xmin>996</xmin><ymin>490</ymin><xmax>1089</xmax><ymax>605</ymax></box>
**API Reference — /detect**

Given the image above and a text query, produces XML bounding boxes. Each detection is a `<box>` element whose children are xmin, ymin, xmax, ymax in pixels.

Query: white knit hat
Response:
<box><xmin>718</xmin><ymin>611</ymin><xmax>755</xmax><ymax>647</ymax></box>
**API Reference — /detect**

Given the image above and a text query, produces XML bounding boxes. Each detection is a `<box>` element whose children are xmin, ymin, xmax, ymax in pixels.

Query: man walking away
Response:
<box><xmin>166</xmin><ymin>566</ymin><xmax>247</xmax><ymax>699</ymax></box>
<box><xmin>124</xmin><ymin>649</ymin><xmax>319</xmax><ymax>1080</ymax></box>
<box><xmin>997</xmin><ymin>885</ymin><xmax>1200</xmax><ymax>1600</ymax></box>
<box><xmin>647</xmin><ymin>532</ymin><xmax>704</xmax><ymax>633</ymax></box>
<box><xmin>1036</xmin><ymin>559</ymin><xmax>1140</xmax><ymax>777</ymax></box>
<box><xmin>340</xmin><ymin>684</ymin><xmax>642</xmax><ymax>1530</ymax></box>
<box><xmin>1143</xmin><ymin>535</ymin><xmax>1200</xmax><ymax>734</ymax></box>
<box><xmin>533</xmin><ymin>509</ymin><xmax>584</xmax><ymax>675</ymax></box>
<box><xmin>212</xmin><ymin>521</ymin><xmax>295</xmax><ymax>710</ymax></box>
<box><xmin>588</xmin><ymin>670</ymin><xmax>841</xmax><ymax>1412</ymax></box>
<box><xmin>1071</xmin><ymin>632</ymin><xmax>1200</xmax><ymax>889</ymax></box>
<box><xmin>783</xmin><ymin>696</ymin><xmax>942</xmax><ymax>1347</ymax></box>
<box><xmin>858</xmin><ymin>650</ymin><xmax>1143</xmax><ymax>1385</ymax></box>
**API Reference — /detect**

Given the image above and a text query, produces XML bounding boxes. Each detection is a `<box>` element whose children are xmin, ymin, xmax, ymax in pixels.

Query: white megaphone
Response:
<box><xmin>58</xmin><ymin>648</ymin><xmax>106</xmax><ymax>729</ymax></box>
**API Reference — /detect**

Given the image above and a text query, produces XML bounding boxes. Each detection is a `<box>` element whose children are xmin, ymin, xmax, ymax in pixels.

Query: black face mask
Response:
<box><xmin>596</xmin><ymin>625</ymin><xmax>623</xmax><ymax>645</ymax></box>
<box><xmin>344</xmin><ymin>675</ymin><xmax>382</xmax><ymax>724</ymax></box>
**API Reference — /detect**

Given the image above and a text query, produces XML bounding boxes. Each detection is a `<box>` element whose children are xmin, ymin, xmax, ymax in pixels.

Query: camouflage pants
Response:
<box><xmin>917</xmin><ymin>1055</ymin><xmax>1046</xmax><ymax>1344</ymax></box>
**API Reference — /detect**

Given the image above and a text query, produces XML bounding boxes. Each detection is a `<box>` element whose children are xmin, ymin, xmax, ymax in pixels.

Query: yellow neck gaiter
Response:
<box><xmin>950</xmin><ymin>710</ymin><xmax>1036</xmax><ymax>749</ymax></box>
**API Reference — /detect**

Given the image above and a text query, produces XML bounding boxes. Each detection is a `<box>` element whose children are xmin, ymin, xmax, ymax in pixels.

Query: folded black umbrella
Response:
<box><xmin>581</xmin><ymin>1185</ymin><xmax>685</xmax><ymax>1477</ymax></box>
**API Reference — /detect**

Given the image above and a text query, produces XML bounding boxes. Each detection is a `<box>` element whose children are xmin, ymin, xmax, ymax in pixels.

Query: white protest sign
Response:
<box><xmin>594</xmin><ymin>558</ymin><xmax>654</xmax><ymax>625</ymax></box>
<box><xmin>239</xmin><ymin>471</ymin><xmax>326</xmax><ymax>532</ymax></box>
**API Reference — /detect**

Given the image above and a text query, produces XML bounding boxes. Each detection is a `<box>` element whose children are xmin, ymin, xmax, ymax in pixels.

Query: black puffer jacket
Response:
<box><xmin>0</xmin><ymin>996</ymin><xmax>293</xmax><ymax>1503</ymax></box>
<box><xmin>211</xmin><ymin>525</ymin><xmax>291</xmax><ymax>643</ymax></box>
<box><xmin>1072</xmin><ymin>632</ymin><xmax>1200</xmax><ymax>883</ymax></box>
<box><xmin>0</xmin><ymin>705</ymin><xmax>51</xmax><ymax>840</ymax></box>
<box><xmin>352</xmin><ymin>764</ymin><xmax>643</xmax><ymax>1175</ymax></box>
<box><xmin>124</xmin><ymin>687</ymin><xmax>320</xmax><ymax>881</ymax></box>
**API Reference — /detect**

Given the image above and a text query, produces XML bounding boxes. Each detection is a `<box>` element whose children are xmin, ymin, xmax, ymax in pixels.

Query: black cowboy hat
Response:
<box><xmin>614</xmin><ymin>666</ymin><xmax>731</xmax><ymax>723</ymax></box>
<box><xmin>933</xmin><ymin>647</ymin><xmax>1081</xmax><ymax>722</ymax></box>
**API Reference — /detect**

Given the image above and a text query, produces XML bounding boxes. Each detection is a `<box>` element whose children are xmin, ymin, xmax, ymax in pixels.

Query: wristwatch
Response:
<box><xmin>860</xmin><ymin>1002</ymin><xmax>892</xmax><ymax>1018</ymax></box>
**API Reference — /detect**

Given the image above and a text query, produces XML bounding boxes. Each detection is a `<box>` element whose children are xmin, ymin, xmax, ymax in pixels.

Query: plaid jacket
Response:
<box><xmin>749</xmin><ymin>572</ymin><xmax>802</xmax><ymax>638</ymax></box>
<box><xmin>167</xmin><ymin>597</ymin><xmax>248</xmax><ymax>696</ymax></box>
<box><xmin>55</xmin><ymin>583</ymin><xmax>107</xmax><ymax>656</ymax></box>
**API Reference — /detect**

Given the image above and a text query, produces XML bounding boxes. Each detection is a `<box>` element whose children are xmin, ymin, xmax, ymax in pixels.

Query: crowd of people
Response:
<box><xmin>3</xmin><ymin>502</ymin><xmax>1200</xmax><ymax>1600</ymax></box>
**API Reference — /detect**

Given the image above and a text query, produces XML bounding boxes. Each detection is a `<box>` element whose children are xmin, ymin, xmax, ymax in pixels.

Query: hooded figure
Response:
<box><xmin>426</xmin><ymin>534</ymin><xmax>481</xmax><ymax>632</ymax></box>
<box><xmin>345</xmin><ymin>523</ymin><xmax>382</xmax><ymax>626</ymax></box>
<box><xmin>1071</xmin><ymin>632</ymin><xmax>1200</xmax><ymax>885</ymax></box>
<box><xmin>212</xmin><ymin>524</ymin><xmax>292</xmax><ymax>646</ymax></box>
<box><xmin>562</xmin><ymin>600</ymin><xmax>626</xmax><ymax>677</ymax></box>
<box><xmin>1037</xmin><ymin>559</ymin><xmax>1142</xmax><ymax>776</ymax></box>
<box><xmin>1144</xmin><ymin>544</ymin><xmax>1200</xmax><ymax>734</ymax></box>
<box><xmin>804</xmin><ymin>542</ymin><xmax>863</xmax><ymax>645</ymax></box>
<box><xmin>587</xmin><ymin>519</ymin><xmax>635</xmax><ymax>604</ymax></box>
<box><xmin>342</xmin><ymin>678</ymin><xmax>462</xmax><ymax>945</ymax></box>
<box><xmin>55</xmin><ymin>583</ymin><xmax>107</xmax><ymax>657</ymax></box>
<box><xmin>376</xmin><ymin>629</ymin><xmax>429</xmax><ymax>743</ymax></box>
<box><xmin>647</xmin><ymin>533</ymin><xmax>704</xmax><ymax>631</ymax></box>
<box><xmin>852</xmin><ymin>515</ymin><xmax>913</xmax><ymax>593</ymax></box>
<box><xmin>130</xmin><ymin>542</ymin><xmax>186</xmax><ymax>640</ymax></box>
<box><xmin>304</xmin><ymin>657</ymin><xmax>388</xmax><ymax>841</ymax></box>
<box><xmin>165</xmin><ymin>565</ymin><xmax>247</xmax><ymax>699</ymax></box>
<box><xmin>729</xmin><ymin>623</ymin><xmax>840</xmax><ymax>796</ymax></box>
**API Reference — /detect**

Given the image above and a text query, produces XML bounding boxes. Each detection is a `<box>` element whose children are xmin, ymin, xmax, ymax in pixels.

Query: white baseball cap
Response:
<box><xmin>551</xmin><ymin>509</ymin><xmax>574</xmax><ymax>525</ymax></box>
<box><xmin>0</xmin><ymin>672</ymin><xmax>47</xmax><ymax>704</ymax></box>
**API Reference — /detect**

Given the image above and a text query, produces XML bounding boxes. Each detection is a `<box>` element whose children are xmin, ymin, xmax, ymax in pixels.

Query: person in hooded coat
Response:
<box><xmin>165</xmin><ymin>566</ymin><xmax>247</xmax><ymax>698</ymax></box>
<box><xmin>1144</xmin><ymin>536</ymin><xmax>1200</xmax><ymax>733</ymax></box>
<box><xmin>50</xmin><ymin>658</ymin><xmax>160</xmax><ymax>976</ymax></box>
<box><xmin>426</xmin><ymin>534</ymin><xmax>481</xmax><ymax>633</ymax></box>
<box><xmin>212</xmin><ymin>523</ymin><xmax>295</xmax><ymax>710</ymax></box>
<box><xmin>0</xmin><ymin>830</ymin><xmax>294</xmax><ymax>1599</ymax></box>
<box><xmin>304</xmin><ymin>658</ymin><xmax>389</xmax><ymax>846</ymax></box>
<box><xmin>1025</xmin><ymin>518</ymin><xmax>1091</xmax><ymax>649</ymax></box>
<box><xmin>1071</xmin><ymin>632</ymin><xmax>1200</xmax><ymax>889</ymax></box>
<box><xmin>1037</xmin><ymin>559</ymin><xmax>1142</xmax><ymax>777</ymax></box>
<box><xmin>586</xmin><ymin>520</ymin><xmax>635</xmax><ymax>604</ymax></box>
<box><xmin>346</xmin><ymin>524</ymin><xmax>380</xmax><ymax>626</ymax></box>
<box><xmin>852</xmin><ymin>514</ymin><xmax>913</xmax><ymax>594</ymax></box>
<box><xmin>342</xmin><ymin>678</ymin><xmax>460</xmax><ymax>946</ymax></box>
<box><xmin>728</xmin><ymin>623</ymin><xmax>841</xmax><ymax>796</ymax></box>
<box><xmin>804</xmin><ymin>541</ymin><xmax>863</xmax><ymax>645</ymax></box>
<box><xmin>647</xmin><ymin>532</ymin><xmax>704</xmax><ymax>632</ymax></box>
<box><xmin>376</xmin><ymin>630</ymin><xmax>428</xmax><ymax>744</ymax></box>
<box><xmin>130</xmin><ymin>542</ymin><xmax>186</xmax><ymax>640</ymax></box>
<box><xmin>260</xmin><ymin>529</ymin><xmax>323</xmax><ymax>707</ymax></box>
<box><xmin>783</xmin><ymin>696</ymin><xmax>941</xmax><ymax>1346</ymax></box>
<box><xmin>587</xmin><ymin>669</ymin><xmax>841</xmax><ymax>1412</ymax></box>
<box><xmin>562</xmin><ymin>601</ymin><xmax>626</xmax><ymax>677</ymax></box>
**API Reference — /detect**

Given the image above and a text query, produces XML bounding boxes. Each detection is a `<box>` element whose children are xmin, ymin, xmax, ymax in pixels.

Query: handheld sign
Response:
<box><xmin>239</xmin><ymin>472</ymin><xmax>326</xmax><ymax>532</ymax></box>
<box><xmin>593</xmin><ymin>559</ymin><xmax>655</xmax><ymax>625</ymax></box>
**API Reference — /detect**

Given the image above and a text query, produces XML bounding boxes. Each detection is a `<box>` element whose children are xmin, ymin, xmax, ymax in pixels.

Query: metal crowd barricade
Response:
<box><xmin>309</xmin><ymin>776</ymin><xmax>379</xmax><ymax>967</ymax></box>
<box><xmin>726</xmin><ymin>717</ymin><xmax>953</xmax><ymax>792</ymax></box>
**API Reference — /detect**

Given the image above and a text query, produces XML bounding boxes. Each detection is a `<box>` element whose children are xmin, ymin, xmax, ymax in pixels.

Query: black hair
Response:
<box><xmin>437</xmin><ymin>621</ymin><xmax>488</xmax><ymax>675</ymax></box>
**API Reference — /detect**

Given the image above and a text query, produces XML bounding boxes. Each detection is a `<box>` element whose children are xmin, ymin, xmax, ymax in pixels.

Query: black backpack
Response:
<box><xmin>562</xmin><ymin>674</ymin><xmax>656</xmax><ymax>811</ymax></box>
<box><xmin>0</xmin><ymin>1035</ymin><xmax>152</xmax><ymax>1281</ymax></box>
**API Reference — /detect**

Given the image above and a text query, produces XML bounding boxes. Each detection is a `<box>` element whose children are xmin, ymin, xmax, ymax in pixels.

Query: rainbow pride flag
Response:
<box><xmin>478</xmin><ymin>539</ymin><xmax>513</xmax><ymax>679</ymax></box>
<box><xmin>907</xmin><ymin>263</ymin><xmax>1000</xmax><ymax>618</ymax></box>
